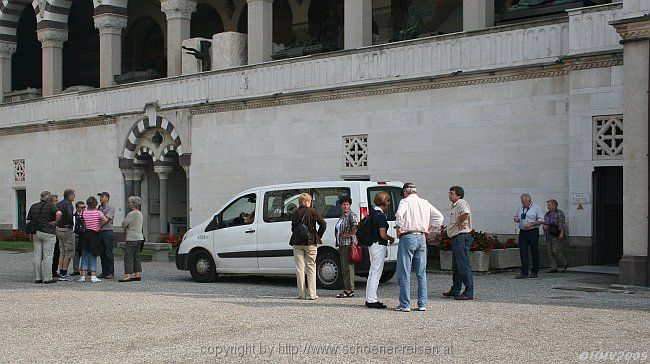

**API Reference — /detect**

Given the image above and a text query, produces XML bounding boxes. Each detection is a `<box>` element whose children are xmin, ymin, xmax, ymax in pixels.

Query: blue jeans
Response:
<box><xmin>99</xmin><ymin>230</ymin><xmax>115</xmax><ymax>275</ymax></box>
<box><xmin>396</xmin><ymin>234</ymin><xmax>427</xmax><ymax>308</ymax></box>
<box><xmin>80</xmin><ymin>250</ymin><xmax>97</xmax><ymax>272</ymax></box>
<box><xmin>518</xmin><ymin>229</ymin><xmax>540</xmax><ymax>276</ymax></box>
<box><xmin>450</xmin><ymin>233</ymin><xmax>474</xmax><ymax>297</ymax></box>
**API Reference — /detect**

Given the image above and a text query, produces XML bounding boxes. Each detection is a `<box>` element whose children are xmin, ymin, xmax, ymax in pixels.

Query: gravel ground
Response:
<box><xmin>0</xmin><ymin>251</ymin><xmax>648</xmax><ymax>363</ymax></box>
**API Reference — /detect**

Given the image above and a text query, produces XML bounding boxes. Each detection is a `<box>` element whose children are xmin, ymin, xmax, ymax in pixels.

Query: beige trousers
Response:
<box><xmin>293</xmin><ymin>245</ymin><xmax>318</xmax><ymax>299</ymax></box>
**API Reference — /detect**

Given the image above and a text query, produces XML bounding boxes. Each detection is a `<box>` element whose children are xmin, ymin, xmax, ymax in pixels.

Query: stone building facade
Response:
<box><xmin>0</xmin><ymin>0</ymin><xmax>647</xmax><ymax>286</ymax></box>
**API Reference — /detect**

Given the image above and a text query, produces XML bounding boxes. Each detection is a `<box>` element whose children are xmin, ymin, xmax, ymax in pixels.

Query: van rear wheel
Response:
<box><xmin>316</xmin><ymin>250</ymin><xmax>343</xmax><ymax>290</ymax></box>
<box><xmin>379</xmin><ymin>269</ymin><xmax>395</xmax><ymax>283</ymax></box>
<box><xmin>189</xmin><ymin>250</ymin><xmax>217</xmax><ymax>283</ymax></box>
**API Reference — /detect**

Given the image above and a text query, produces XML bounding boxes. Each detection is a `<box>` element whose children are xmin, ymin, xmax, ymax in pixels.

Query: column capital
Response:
<box><xmin>247</xmin><ymin>0</ymin><xmax>274</xmax><ymax>3</ymax></box>
<box><xmin>161</xmin><ymin>0</ymin><xmax>197</xmax><ymax>20</ymax></box>
<box><xmin>37</xmin><ymin>28</ymin><xmax>68</xmax><ymax>48</ymax></box>
<box><xmin>611</xmin><ymin>15</ymin><xmax>650</xmax><ymax>42</ymax></box>
<box><xmin>154</xmin><ymin>165</ymin><xmax>174</xmax><ymax>179</ymax></box>
<box><xmin>93</xmin><ymin>13</ymin><xmax>128</xmax><ymax>35</ymax></box>
<box><xmin>0</xmin><ymin>41</ymin><xmax>17</xmax><ymax>59</ymax></box>
<box><xmin>122</xmin><ymin>168</ymin><xmax>146</xmax><ymax>181</ymax></box>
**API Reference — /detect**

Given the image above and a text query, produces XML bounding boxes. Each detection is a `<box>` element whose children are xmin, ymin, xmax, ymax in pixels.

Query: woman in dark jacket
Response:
<box><xmin>290</xmin><ymin>192</ymin><xmax>326</xmax><ymax>300</ymax></box>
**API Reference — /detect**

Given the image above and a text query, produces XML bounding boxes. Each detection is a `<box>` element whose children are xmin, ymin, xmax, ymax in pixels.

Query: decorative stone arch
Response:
<box><xmin>0</xmin><ymin>0</ymin><xmax>33</xmax><ymax>41</ymax></box>
<box><xmin>122</xmin><ymin>114</ymin><xmax>186</xmax><ymax>165</ymax></box>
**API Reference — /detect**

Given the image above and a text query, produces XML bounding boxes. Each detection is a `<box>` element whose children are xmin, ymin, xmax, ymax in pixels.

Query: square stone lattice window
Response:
<box><xmin>13</xmin><ymin>159</ymin><xmax>25</xmax><ymax>183</ymax></box>
<box><xmin>593</xmin><ymin>115</ymin><xmax>623</xmax><ymax>160</ymax></box>
<box><xmin>343</xmin><ymin>135</ymin><xmax>368</xmax><ymax>169</ymax></box>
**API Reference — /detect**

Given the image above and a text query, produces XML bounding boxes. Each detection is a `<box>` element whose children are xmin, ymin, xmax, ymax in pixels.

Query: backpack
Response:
<box><xmin>74</xmin><ymin>213</ymin><xmax>87</xmax><ymax>236</ymax></box>
<box><xmin>355</xmin><ymin>208</ymin><xmax>375</xmax><ymax>247</ymax></box>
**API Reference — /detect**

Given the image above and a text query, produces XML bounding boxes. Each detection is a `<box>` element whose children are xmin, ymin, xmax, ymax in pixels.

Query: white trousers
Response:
<box><xmin>365</xmin><ymin>243</ymin><xmax>387</xmax><ymax>303</ymax></box>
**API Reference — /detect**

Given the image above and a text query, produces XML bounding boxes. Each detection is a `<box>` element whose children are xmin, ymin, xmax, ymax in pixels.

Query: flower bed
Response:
<box><xmin>435</xmin><ymin>229</ymin><xmax>519</xmax><ymax>272</ymax></box>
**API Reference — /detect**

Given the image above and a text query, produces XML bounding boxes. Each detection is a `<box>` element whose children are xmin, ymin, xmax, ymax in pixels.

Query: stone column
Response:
<box><xmin>37</xmin><ymin>29</ymin><xmax>68</xmax><ymax>96</ymax></box>
<box><xmin>612</xmin><ymin>15</ymin><xmax>650</xmax><ymax>286</ymax></box>
<box><xmin>463</xmin><ymin>0</ymin><xmax>495</xmax><ymax>32</ymax></box>
<box><xmin>154</xmin><ymin>166</ymin><xmax>173</xmax><ymax>235</ymax></box>
<box><xmin>161</xmin><ymin>0</ymin><xmax>197</xmax><ymax>77</ymax></box>
<box><xmin>344</xmin><ymin>0</ymin><xmax>372</xmax><ymax>49</ymax></box>
<box><xmin>132</xmin><ymin>167</ymin><xmax>146</xmax><ymax>198</ymax></box>
<box><xmin>94</xmin><ymin>13</ymin><xmax>128</xmax><ymax>87</ymax></box>
<box><xmin>0</xmin><ymin>41</ymin><xmax>17</xmax><ymax>102</ymax></box>
<box><xmin>247</xmin><ymin>0</ymin><xmax>273</xmax><ymax>64</ymax></box>
<box><xmin>182</xmin><ymin>165</ymin><xmax>191</xmax><ymax>228</ymax></box>
<box><xmin>122</xmin><ymin>168</ymin><xmax>146</xmax><ymax>212</ymax></box>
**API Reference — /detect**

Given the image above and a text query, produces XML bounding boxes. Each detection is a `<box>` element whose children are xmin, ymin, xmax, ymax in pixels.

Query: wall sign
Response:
<box><xmin>570</xmin><ymin>193</ymin><xmax>591</xmax><ymax>204</ymax></box>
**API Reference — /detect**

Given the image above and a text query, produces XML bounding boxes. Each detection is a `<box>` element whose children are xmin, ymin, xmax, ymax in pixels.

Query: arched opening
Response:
<box><xmin>190</xmin><ymin>3</ymin><xmax>224</xmax><ymax>39</ymax></box>
<box><xmin>63</xmin><ymin>0</ymin><xmax>100</xmax><ymax>89</ymax></box>
<box><xmin>237</xmin><ymin>6</ymin><xmax>247</xmax><ymax>34</ymax></box>
<box><xmin>273</xmin><ymin>0</ymin><xmax>293</xmax><ymax>47</ymax></box>
<box><xmin>11</xmin><ymin>5</ymin><xmax>41</xmax><ymax>92</ymax></box>
<box><xmin>122</xmin><ymin>17</ymin><xmax>166</xmax><ymax>79</ymax></box>
<box><xmin>308</xmin><ymin>0</ymin><xmax>343</xmax><ymax>50</ymax></box>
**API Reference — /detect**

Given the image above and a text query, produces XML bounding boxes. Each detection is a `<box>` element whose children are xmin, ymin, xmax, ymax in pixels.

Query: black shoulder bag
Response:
<box><xmin>293</xmin><ymin>211</ymin><xmax>311</xmax><ymax>244</ymax></box>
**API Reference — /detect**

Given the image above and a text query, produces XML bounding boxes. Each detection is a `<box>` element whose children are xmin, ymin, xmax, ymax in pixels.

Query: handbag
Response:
<box><xmin>25</xmin><ymin>203</ymin><xmax>45</xmax><ymax>234</ymax></box>
<box><xmin>74</xmin><ymin>212</ymin><xmax>87</xmax><ymax>236</ymax></box>
<box><xmin>349</xmin><ymin>243</ymin><xmax>362</xmax><ymax>263</ymax></box>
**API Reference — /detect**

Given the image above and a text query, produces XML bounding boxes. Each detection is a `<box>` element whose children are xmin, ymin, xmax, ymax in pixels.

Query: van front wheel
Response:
<box><xmin>316</xmin><ymin>250</ymin><xmax>343</xmax><ymax>290</ymax></box>
<box><xmin>189</xmin><ymin>250</ymin><xmax>217</xmax><ymax>283</ymax></box>
<box><xmin>379</xmin><ymin>269</ymin><xmax>395</xmax><ymax>283</ymax></box>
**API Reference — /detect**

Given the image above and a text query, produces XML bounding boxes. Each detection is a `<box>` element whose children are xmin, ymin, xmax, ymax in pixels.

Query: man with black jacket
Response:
<box><xmin>27</xmin><ymin>191</ymin><xmax>61</xmax><ymax>284</ymax></box>
<box><xmin>55</xmin><ymin>189</ymin><xmax>75</xmax><ymax>281</ymax></box>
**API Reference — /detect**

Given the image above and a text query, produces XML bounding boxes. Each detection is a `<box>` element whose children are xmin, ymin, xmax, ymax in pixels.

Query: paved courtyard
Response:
<box><xmin>0</xmin><ymin>251</ymin><xmax>648</xmax><ymax>363</ymax></box>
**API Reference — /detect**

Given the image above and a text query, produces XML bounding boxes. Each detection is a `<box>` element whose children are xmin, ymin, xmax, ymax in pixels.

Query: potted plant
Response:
<box><xmin>489</xmin><ymin>238</ymin><xmax>521</xmax><ymax>270</ymax></box>
<box><xmin>434</xmin><ymin>228</ymin><xmax>494</xmax><ymax>272</ymax></box>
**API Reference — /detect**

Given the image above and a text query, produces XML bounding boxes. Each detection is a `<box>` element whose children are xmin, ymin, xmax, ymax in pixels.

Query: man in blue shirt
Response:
<box><xmin>514</xmin><ymin>194</ymin><xmax>545</xmax><ymax>279</ymax></box>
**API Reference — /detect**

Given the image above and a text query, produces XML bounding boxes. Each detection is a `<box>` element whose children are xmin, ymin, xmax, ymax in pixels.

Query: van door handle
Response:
<box><xmin>245</xmin><ymin>229</ymin><xmax>256</xmax><ymax>234</ymax></box>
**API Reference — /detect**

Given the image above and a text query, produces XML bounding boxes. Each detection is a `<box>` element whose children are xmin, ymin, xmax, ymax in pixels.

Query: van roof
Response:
<box><xmin>239</xmin><ymin>181</ymin><xmax>404</xmax><ymax>194</ymax></box>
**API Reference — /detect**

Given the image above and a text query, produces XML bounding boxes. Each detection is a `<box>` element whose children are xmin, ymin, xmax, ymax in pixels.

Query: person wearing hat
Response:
<box><xmin>394</xmin><ymin>183</ymin><xmax>444</xmax><ymax>312</ymax></box>
<box><xmin>97</xmin><ymin>192</ymin><xmax>115</xmax><ymax>279</ymax></box>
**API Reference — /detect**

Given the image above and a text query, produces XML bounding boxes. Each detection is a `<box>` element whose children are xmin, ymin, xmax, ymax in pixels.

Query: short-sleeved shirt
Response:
<box><xmin>447</xmin><ymin>199</ymin><xmax>472</xmax><ymax>238</ymax></box>
<box><xmin>370</xmin><ymin>207</ymin><xmax>389</xmax><ymax>246</ymax></box>
<box><xmin>27</xmin><ymin>202</ymin><xmax>59</xmax><ymax>235</ymax></box>
<box><xmin>515</xmin><ymin>203</ymin><xmax>544</xmax><ymax>231</ymax></box>
<box><xmin>56</xmin><ymin>200</ymin><xmax>74</xmax><ymax>228</ymax></box>
<box><xmin>98</xmin><ymin>204</ymin><xmax>114</xmax><ymax>231</ymax></box>
<box><xmin>82</xmin><ymin>209</ymin><xmax>105</xmax><ymax>232</ymax></box>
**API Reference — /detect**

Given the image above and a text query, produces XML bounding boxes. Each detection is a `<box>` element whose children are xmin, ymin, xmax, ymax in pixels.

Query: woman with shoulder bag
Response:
<box><xmin>543</xmin><ymin>199</ymin><xmax>568</xmax><ymax>273</ymax></box>
<box><xmin>335</xmin><ymin>196</ymin><xmax>358</xmax><ymax>298</ymax></box>
<box><xmin>289</xmin><ymin>193</ymin><xmax>326</xmax><ymax>300</ymax></box>
<box><xmin>120</xmin><ymin>196</ymin><xmax>145</xmax><ymax>282</ymax></box>
<box><xmin>77</xmin><ymin>196</ymin><xmax>108</xmax><ymax>283</ymax></box>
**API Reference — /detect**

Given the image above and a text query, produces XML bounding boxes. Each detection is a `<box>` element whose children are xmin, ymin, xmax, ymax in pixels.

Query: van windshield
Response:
<box><xmin>367</xmin><ymin>186</ymin><xmax>403</xmax><ymax>221</ymax></box>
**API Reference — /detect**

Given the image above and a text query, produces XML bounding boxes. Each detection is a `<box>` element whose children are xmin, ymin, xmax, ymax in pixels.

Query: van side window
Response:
<box><xmin>263</xmin><ymin>189</ymin><xmax>306</xmax><ymax>223</ymax></box>
<box><xmin>311</xmin><ymin>187</ymin><xmax>351</xmax><ymax>219</ymax></box>
<box><xmin>367</xmin><ymin>187</ymin><xmax>402</xmax><ymax>221</ymax></box>
<box><xmin>219</xmin><ymin>193</ymin><xmax>257</xmax><ymax>228</ymax></box>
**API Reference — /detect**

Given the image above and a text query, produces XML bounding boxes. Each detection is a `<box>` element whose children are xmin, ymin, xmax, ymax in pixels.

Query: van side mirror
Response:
<box><xmin>205</xmin><ymin>215</ymin><xmax>220</xmax><ymax>232</ymax></box>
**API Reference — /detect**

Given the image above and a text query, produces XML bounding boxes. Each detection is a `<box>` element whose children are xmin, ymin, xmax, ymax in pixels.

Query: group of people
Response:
<box><xmin>26</xmin><ymin>190</ymin><xmax>145</xmax><ymax>284</ymax></box>
<box><xmin>289</xmin><ymin>183</ymin><xmax>569</xmax><ymax>310</ymax></box>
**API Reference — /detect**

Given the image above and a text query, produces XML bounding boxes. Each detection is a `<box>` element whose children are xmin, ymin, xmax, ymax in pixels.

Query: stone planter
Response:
<box><xmin>440</xmin><ymin>250</ymin><xmax>491</xmax><ymax>272</ymax></box>
<box><xmin>490</xmin><ymin>248</ymin><xmax>521</xmax><ymax>270</ymax></box>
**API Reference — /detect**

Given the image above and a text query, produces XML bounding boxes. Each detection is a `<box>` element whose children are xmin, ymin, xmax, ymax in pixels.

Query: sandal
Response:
<box><xmin>336</xmin><ymin>291</ymin><xmax>354</xmax><ymax>298</ymax></box>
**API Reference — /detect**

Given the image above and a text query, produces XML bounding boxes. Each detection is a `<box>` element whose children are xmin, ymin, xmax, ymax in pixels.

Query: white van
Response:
<box><xmin>176</xmin><ymin>181</ymin><xmax>404</xmax><ymax>289</ymax></box>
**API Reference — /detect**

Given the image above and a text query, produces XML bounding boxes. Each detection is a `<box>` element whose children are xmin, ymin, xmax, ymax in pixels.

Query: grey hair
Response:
<box><xmin>404</xmin><ymin>187</ymin><xmax>417</xmax><ymax>194</ymax></box>
<box><xmin>40</xmin><ymin>191</ymin><xmax>51</xmax><ymax>202</ymax></box>
<box><xmin>520</xmin><ymin>193</ymin><xmax>531</xmax><ymax>200</ymax></box>
<box><xmin>128</xmin><ymin>196</ymin><xmax>142</xmax><ymax>208</ymax></box>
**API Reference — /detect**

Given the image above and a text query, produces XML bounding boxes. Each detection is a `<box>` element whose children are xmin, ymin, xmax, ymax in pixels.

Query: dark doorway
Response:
<box><xmin>190</xmin><ymin>3</ymin><xmax>224</xmax><ymax>39</ymax></box>
<box><xmin>12</xmin><ymin>5</ymin><xmax>41</xmax><ymax>91</ymax></box>
<box><xmin>16</xmin><ymin>190</ymin><xmax>26</xmax><ymax>231</ymax></box>
<box><xmin>592</xmin><ymin>166</ymin><xmax>623</xmax><ymax>265</ymax></box>
<box><xmin>122</xmin><ymin>17</ymin><xmax>166</xmax><ymax>77</ymax></box>
<box><xmin>63</xmin><ymin>0</ymin><xmax>100</xmax><ymax>88</ymax></box>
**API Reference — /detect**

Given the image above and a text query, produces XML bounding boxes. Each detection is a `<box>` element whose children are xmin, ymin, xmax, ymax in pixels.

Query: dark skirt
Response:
<box><xmin>77</xmin><ymin>230</ymin><xmax>102</xmax><ymax>256</ymax></box>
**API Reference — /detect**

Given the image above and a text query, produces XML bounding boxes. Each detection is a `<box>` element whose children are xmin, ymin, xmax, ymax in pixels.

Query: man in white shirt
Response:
<box><xmin>514</xmin><ymin>194</ymin><xmax>545</xmax><ymax>279</ymax></box>
<box><xmin>443</xmin><ymin>186</ymin><xmax>474</xmax><ymax>300</ymax></box>
<box><xmin>394</xmin><ymin>183</ymin><xmax>444</xmax><ymax>312</ymax></box>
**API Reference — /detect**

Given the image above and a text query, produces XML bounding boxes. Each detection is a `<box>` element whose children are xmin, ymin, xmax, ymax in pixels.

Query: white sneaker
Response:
<box><xmin>90</xmin><ymin>276</ymin><xmax>101</xmax><ymax>283</ymax></box>
<box><xmin>78</xmin><ymin>276</ymin><xmax>86</xmax><ymax>283</ymax></box>
<box><xmin>394</xmin><ymin>306</ymin><xmax>411</xmax><ymax>312</ymax></box>
<box><xmin>416</xmin><ymin>307</ymin><xmax>427</xmax><ymax>311</ymax></box>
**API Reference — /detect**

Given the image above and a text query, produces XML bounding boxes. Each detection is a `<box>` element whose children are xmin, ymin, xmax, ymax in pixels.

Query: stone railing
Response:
<box><xmin>567</xmin><ymin>2</ymin><xmax>623</xmax><ymax>55</ymax></box>
<box><xmin>0</xmin><ymin>3</ymin><xmax>623</xmax><ymax>128</ymax></box>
